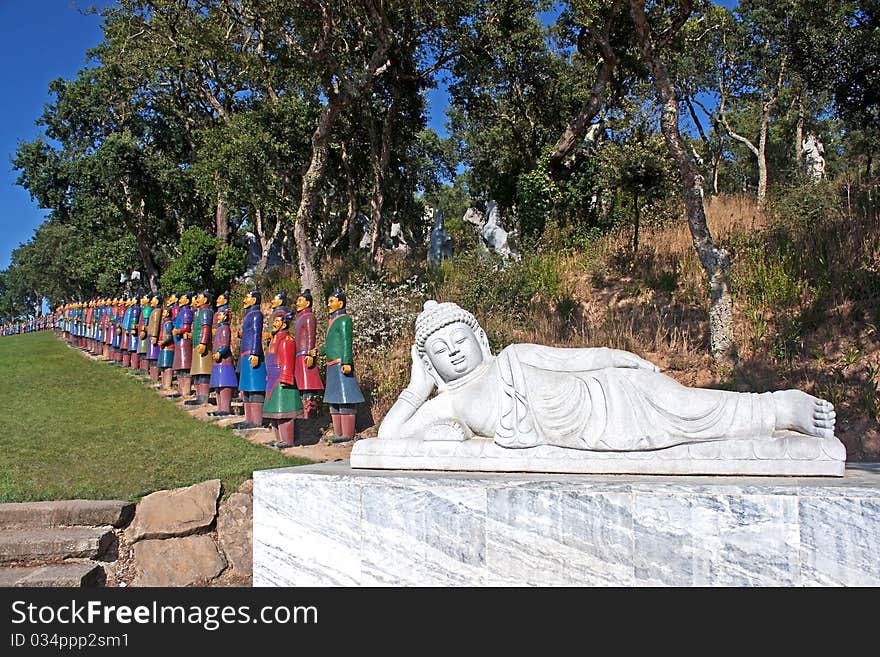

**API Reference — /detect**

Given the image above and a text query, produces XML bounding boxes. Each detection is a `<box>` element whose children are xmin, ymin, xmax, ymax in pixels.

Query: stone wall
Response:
<box><xmin>107</xmin><ymin>479</ymin><xmax>253</xmax><ymax>587</ymax></box>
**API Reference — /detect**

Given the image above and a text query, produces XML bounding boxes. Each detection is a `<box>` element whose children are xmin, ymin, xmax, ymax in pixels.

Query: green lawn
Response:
<box><xmin>0</xmin><ymin>332</ymin><xmax>309</xmax><ymax>502</ymax></box>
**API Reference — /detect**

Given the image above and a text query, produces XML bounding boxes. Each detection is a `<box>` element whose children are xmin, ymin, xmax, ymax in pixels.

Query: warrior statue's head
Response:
<box><xmin>270</xmin><ymin>291</ymin><xmax>287</xmax><ymax>309</ymax></box>
<box><xmin>414</xmin><ymin>300</ymin><xmax>493</xmax><ymax>388</ymax></box>
<box><xmin>243</xmin><ymin>287</ymin><xmax>262</xmax><ymax>309</ymax></box>
<box><xmin>216</xmin><ymin>291</ymin><xmax>229</xmax><ymax>307</ymax></box>
<box><xmin>296</xmin><ymin>289</ymin><xmax>313</xmax><ymax>312</ymax></box>
<box><xmin>272</xmin><ymin>311</ymin><xmax>295</xmax><ymax>334</ymax></box>
<box><xmin>328</xmin><ymin>288</ymin><xmax>346</xmax><ymax>314</ymax></box>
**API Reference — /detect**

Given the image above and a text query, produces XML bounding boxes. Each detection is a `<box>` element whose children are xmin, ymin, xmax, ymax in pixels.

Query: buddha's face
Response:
<box><xmin>424</xmin><ymin>321</ymin><xmax>484</xmax><ymax>382</ymax></box>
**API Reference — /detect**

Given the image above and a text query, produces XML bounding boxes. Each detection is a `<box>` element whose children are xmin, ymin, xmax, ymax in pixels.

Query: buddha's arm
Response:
<box><xmin>378</xmin><ymin>346</ymin><xmax>447</xmax><ymax>439</ymax></box>
<box><xmin>518</xmin><ymin>345</ymin><xmax>659</xmax><ymax>372</ymax></box>
<box><xmin>378</xmin><ymin>394</ymin><xmax>449</xmax><ymax>439</ymax></box>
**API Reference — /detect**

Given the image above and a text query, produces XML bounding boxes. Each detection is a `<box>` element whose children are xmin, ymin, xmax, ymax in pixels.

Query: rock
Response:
<box><xmin>131</xmin><ymin>535</ymin><xmax>226</xmax><ymax>587</ymax></box>
<box><xmin>0</xmin><ymin>562</ymin><xmax>105</xmax><ymax>588</ymax></box>
<box><xmin>217</xmin><ymin>493</ymin><xmax>252</xmax><ymax>580</ymax></box>
<box><xmin>0</xmin><ymin>500</ymin><xmax>134</xmax><ymax>529</ymax></box>
<box><xmin>462</xmin><ymin>207</ymin><xmax>484</xmax><ymax>227</ymax></box>
<box><xmin>238</xmin><ymin>479</ymin><xmax>254</xmax><ymax>495</ymax></box>
<box><xmin>0</xmin><ymin>527</ymin><xmax>115</xmax><ymax>563</ymax></box>
<box><xmin>127</xmin><ymin>479</ymin><xmax>220</xmax><ymax>542</ymax></box>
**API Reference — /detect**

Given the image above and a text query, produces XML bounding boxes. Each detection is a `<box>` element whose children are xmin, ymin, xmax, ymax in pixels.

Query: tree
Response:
<box><xmin>629</xmin><ymin>0</ymin><xmax>738</xmax><ymax>366</ymax></box>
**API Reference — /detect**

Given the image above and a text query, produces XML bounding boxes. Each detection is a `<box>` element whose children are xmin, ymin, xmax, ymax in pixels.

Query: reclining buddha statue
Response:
<box><xmin>351</xmin><ymin>301</ymin><xmax>845</xmax><ymax>476</ymax></box>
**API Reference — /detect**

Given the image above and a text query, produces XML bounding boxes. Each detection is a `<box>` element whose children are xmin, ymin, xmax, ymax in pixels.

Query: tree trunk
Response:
<box><xmin>135</xmin><ymin>229</ymin><xmax>160</xmax><ymax>293</ymax></box>
<box><xmin>215</xmin><ymin>193</ymin><xmax>229</xmax><ymax>243</ymax></box>
<box><xmin>632</xmin><ymin>193</ymin><xmax>640</xmax><ymax>254</ymax></box>
<box><xmin>795</xmin><ymin>94</ymin><xmax>804</xmax><ymax>173</ymax></box>
<box><xmin>368</xmin><ymin>78</ymin><xmax>400</xmax><ymax>266</ymax></box>
<box><xmin>547</xmin><ymin>9</ymin><xmax>620</xmax><ymax>177</ymax></box>
<box><xmin>293</xmin><ymin>101</ymin><xmax>341</xmax><ymax>295</ymax></box>
<box><xmin>630</xmin><ymin>0</ymin><xmax>737</xmax><ymax>367</ymax></box>
<box><xmin>756</xmin><ymin>101</ymin><xmax>771</xmax><ymax>209</ymax></box>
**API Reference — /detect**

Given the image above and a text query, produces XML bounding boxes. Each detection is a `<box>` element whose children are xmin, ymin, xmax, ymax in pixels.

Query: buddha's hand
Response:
<box><xmin>407</xmin><ymin>346</ymin><xmax>434</xmax><ymax>401</ymax></box>
<box><xmin>618</xmin><ymin>351</ymin><xmax>660</xmax><ymax>372</ymax></box>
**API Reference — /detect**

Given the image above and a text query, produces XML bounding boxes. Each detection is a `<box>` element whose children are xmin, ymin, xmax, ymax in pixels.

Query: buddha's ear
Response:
<box><xmin>476</xmin><ymin>327</ymin><xmax>492</xmax><ymax>358</ymax></box>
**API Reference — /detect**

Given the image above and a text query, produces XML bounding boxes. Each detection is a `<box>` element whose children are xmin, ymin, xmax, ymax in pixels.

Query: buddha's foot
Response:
<box><xmin>772</xmin><ymin>390</ymin><xmax>836</xmax><ymax>439</ymax></box>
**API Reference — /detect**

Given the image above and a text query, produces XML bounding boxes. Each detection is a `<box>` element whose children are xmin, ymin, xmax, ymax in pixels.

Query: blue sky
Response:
<box><xmin>0</xmin><ymin>1</ymin><xmax>738</xmax><ymax>270</ymax></box>
<box><xmin>0</xmin><ymin>1</ymin><xmax>112</xmax><ymax>269</ymax></box>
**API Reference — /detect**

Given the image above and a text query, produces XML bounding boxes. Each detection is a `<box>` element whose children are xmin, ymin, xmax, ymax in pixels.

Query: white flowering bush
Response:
<box><xmin>345</xmin><ymin>276</ymin><xmax>429</xmax><ymax>351</ymax></box>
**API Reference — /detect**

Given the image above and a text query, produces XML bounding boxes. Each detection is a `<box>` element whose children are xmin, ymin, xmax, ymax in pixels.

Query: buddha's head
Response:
<box><xmin>415</xmin><ymin>300</ymin><xmax>492</xmax><ymax>387</ymax></box>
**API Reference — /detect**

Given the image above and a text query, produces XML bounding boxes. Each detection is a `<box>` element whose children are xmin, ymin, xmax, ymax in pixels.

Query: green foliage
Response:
<box><xmin>431</xmin><ymin>245</ymin><xmax>575</xmax><ymax>346</ymax></box>
<box><xmin>248</xmin><ymin>265</ymin><xmax>302</xmax><ymax>304</ymax></box>
<box><xmin>160</xmin><ymin>228</ymin><xmax>219</xmax><ymax>293</ymax></box>
<box><xmin>160</xmin><ymin>227</ymin><xmax>246</xmax><ymax>295</ymax></box>
<box><xmin>516</xmin><ymin>164</ymin><xmax>557</xmax><ymax>240</ymax></box>
<box><xmin>213</xmin><ymin>244</ymin><xmax>247</xmax><ymax>292</ymax></box>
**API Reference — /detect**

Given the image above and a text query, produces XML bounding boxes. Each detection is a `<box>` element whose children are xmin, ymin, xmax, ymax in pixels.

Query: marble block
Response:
<box><xmin>253</xmin><ymin>462</ymin><xmax>880</xmax><ymax>587</ymax></box>
<box><xmin>350</xmin><ymin>433</ymin><xmax>846</xmax><ymax>477</ymax></box>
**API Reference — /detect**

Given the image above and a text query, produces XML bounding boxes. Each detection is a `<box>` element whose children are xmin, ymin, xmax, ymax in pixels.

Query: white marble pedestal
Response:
<box><xmin>253</xmin><ymin>462</ymin><xmax>880</xmax><ymax>586</ymax></box>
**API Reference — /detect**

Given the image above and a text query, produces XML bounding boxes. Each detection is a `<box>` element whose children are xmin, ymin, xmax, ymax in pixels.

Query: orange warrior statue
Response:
<box><xmin>187</xmin><ymin>290</ymin><xmax>214</xmax><ymax>406</ymax></box>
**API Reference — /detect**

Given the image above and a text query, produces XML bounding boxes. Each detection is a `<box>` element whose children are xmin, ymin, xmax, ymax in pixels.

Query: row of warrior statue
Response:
<box><xmin>54</xmin><ymin>288</ymin><xmax>364</xmax><ymax>447</ymax></box>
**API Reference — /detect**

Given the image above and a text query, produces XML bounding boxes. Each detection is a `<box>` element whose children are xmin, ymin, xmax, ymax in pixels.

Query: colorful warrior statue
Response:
<box><xmin>187</xmin><ymin>290</ymin><xmax>215</xmax><ymax>406</ymax></box>
<box><xmin>145</xmin><ymin>293</ymin><xmax>163</xmax><ymax>382</ymax></box>
<box><xmin>236</xmin><ymin>288</ymin><xmax>267</xmax><ymax>429</ymax></box>
<box><xmin>265</xmin><ymin>291</ymin><xmax>289</xmax><ymax>344</ymax></box>
<box><xmin>209</xmin><ymin>301</ymin><xmax>237</xmax><ymax>417</ymax></box>
<box><xmin>158</xmin><ymin>293</ymin><xmax>178</xmax><ymax>390</ymax></box>
<box><xmin>173</xmin><ymin>292</ymin><xmax>194</xmax><ymax>398</ymax></box>
<box><xmin>126</xmin><ymin>296</ymin><xmax>141</xmax><ymax>368</ymax></box>
<box><xmin>130</xmin><ymin>294</ymin><xmax>147</xmax><ymax>371</ymax></box>
<box><xmin>119</xmin><ymin>297</ymin><xmax>131</xmax><ymax>367</ymax></box>
<box><xmin>113</xmin><ymin>298</ymin><xmax>126</xmax><ymax>364</ymax></box>
<box><xmin>135</xmin><ymin>294</ymin><xmax>150</xmax><ymax>372</ymax></box>
<box><xmin>101</xmin><ymin>299</ymin><xmax>113</xmax><ymax>359</ymax></box>
<box><xmin>293</xmin><ymin>289</ymin><xmax>324</xmax><ymax>418</ymax></box>
<box><xmin>263</xmin><ymin>311</ymin><xmax>303</xmax><ymax>447</ymax></box>
<box><xmin>317</xmin><ymin>288</ymin><xmax>364</xmax><ymax>441</ymax></box>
